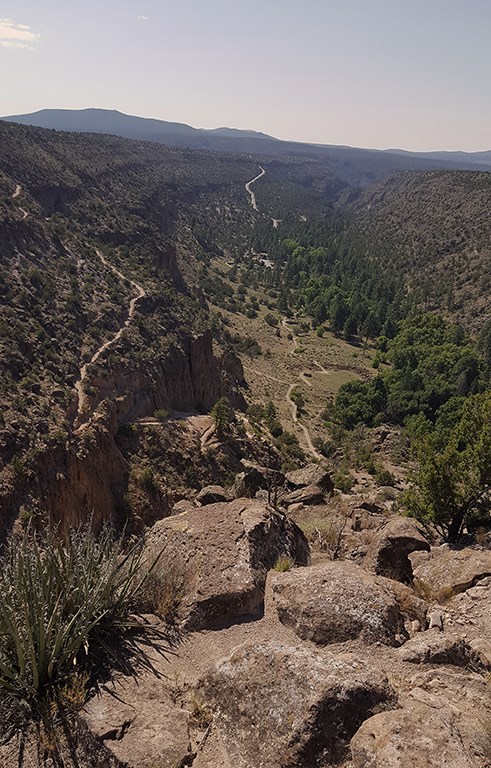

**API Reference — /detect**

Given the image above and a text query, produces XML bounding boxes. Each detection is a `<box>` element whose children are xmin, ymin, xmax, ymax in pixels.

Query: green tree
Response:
<box><xmin>211</xmin><ymin>397</ymin><xmax>231</xmax><ymax>433</ymax></box>
<box><xmin>404</xmin><ymin>392</ymin><xmax>491</xmax><ymax>541</ymax></box>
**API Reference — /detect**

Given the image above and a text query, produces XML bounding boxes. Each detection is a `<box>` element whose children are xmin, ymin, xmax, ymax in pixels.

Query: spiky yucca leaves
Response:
<box><xmin>0</xmin><ymin>525</ymin><xmax>158</xmax><ymax>719</ymax></box>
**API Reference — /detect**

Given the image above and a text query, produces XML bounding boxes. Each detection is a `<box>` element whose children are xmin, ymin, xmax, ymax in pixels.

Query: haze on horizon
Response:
<box><xmin>1</xmin><ymin>0</ymin><xmax>490</xmax><ymax>153</ymax></box>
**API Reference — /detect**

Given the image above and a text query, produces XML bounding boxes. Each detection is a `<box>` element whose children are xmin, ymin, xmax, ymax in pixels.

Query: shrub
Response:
<box><xmin>0</xmin><ymin>525</ymin><xmax>161</xmax><ymax>723</ymax></box>
<box><xmin>272</xmin><ymin>555</ymin><xmax>293</xmax><ymax>572</ymax></box>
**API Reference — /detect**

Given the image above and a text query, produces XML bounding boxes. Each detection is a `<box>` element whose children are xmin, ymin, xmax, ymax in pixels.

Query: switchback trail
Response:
<box><xmin>74</xmin><ymin>249</ymin><xmax>146</xmax><ymax>423</ymax></box>
<box><xmin>12</xmin><ymin>184</ymin><xmax>28</xmax><ymax>220</ymax></box>
<box><xmin>245</xmin><ymin>166</ymin><xmax>266</xmax><ymax>211</ymax></box>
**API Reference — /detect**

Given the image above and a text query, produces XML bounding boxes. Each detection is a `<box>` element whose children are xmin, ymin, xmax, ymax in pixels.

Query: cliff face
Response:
<box><xmin>0</xmin><ymin>328</ymin><xmax>228</xmax><ymax>534</ymax></box>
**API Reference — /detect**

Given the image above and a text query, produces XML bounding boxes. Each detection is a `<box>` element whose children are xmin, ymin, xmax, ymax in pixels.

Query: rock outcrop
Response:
<box><xmin>412</xmin><ymin>547</ymin><xmax>491</xmax><ymax>596</ymax></box>
<box><xmin>283</xmin><ymin>484</ymin><xmax>325</xmax><ymax>506</ymax></box>
<box><xmin>81</xmin><ymin>673</ymin><xmax>192</xmax><ymax>768</ymax></box>
<box><xmin>195</xmin><ymin>484</ymin><xmax>232</xmax><ymax>505</ymax></box>
<box><xmin>352</xmin><ymin>663</ymin><xmax>491</xmax><ymax>767</ymax></box>
<box><xmin>200</xmin><ymin>641</ymin><xmax>397</xmax><ymax>768</ymax></box>
<box><xmin>145</xmin><ymin>499</ymin><xmax>309</xmax><ymax>630</ymax></box>
<box><xmin>270</xmin><ymin>561</ymin><xmax>406</xmax><ymax>646</ymax></box>
<box><xmin>364</xmin><ymin>515</ymin><xmax>430</xmax><ymax>582</ymax></box>
<box><xmin>285</xmin><ymin>463</ymin><xmax>333</xmax><ymax>494</ymax></box>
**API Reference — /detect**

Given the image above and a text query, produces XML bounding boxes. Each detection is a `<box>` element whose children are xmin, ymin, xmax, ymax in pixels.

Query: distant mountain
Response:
<box><xmin>3</xmin><ymin>108</ymin><xmax>491</xmax><ymax>184</ymax></box>
<box><xmin>1</xmin><ymin>108</ymin><xmax>276</xmax><ymax>150</ymax></box>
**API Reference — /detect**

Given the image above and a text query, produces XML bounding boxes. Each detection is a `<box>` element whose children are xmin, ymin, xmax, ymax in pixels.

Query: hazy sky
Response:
<box><xmin>1</xmin><ymin>0</ymin><xmax>490</xmax><ymax>151</ymax></box>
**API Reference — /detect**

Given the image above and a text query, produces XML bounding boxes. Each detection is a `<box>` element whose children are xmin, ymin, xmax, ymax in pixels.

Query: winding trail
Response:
<box><xmin>245</xmin><ymin>166</ymin><xmax>266</xmax><ymax>211</ymax></box>
<box><xmin>74</xmin><ymin>249</ymin><xmax>146</xmax><ymax>421</ymax></box>
<box><xmin>12</xmin><ymin>184</ymin><xmax>28</xmax><ymax>220</ymax></box>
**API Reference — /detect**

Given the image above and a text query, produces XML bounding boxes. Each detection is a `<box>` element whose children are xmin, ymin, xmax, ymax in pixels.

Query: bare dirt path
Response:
<box><xmin>12</xmin><ymin>184</ymin><xmax>28</xmax><ymax>219</ymax></box>
<box><xmin>245</xmin><ymin>166</ymin><xmax>265</xmax><ymax>211</ymax></box>
<box><xmin>74</xmin><ymin>249</ymin><xmax>146</xmax><ymax>422</ymax></box>
<box><xmin>285</xmin><ymin>382</ymin><xmax>323</xmax><ymax>461</ymax></box>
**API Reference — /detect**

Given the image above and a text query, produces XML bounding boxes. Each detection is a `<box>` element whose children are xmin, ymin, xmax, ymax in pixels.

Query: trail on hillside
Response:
<box><xmin>12</xmin><ymin>184</ymin><xmax>28</xmax><ymax>220</ymax></box>
<box><xmin>74</xmin><ymin>249</ymin><xmax>146</xmax><ymax>423</ymax></box>
<box><xmin>245</xmin><ymin>166</ymin><xmax>266</xmax><ymax>210</ymax></box>
<box><xmin>244</xmin><ymin>168</ymin><xmax>282</xmax><ymax>229</ymax></box>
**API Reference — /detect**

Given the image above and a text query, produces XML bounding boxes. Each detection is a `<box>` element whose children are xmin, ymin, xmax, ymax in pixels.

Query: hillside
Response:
<box><xmin>4</xmin><ymin>108</ymin><xmax>491</xmax><ymax>186</ymax></box>
<box><xmin>350</xmin><ymin>170</ymin><xmax>491</xmax><ymax>329</ymax></box>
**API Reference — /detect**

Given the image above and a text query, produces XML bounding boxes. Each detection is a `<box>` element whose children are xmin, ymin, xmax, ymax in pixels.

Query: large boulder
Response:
<box><xmin>351</xmin><ymin>702</ymin><xmax>483</xmax><ymax>768</ymax></box>
<box><xmin>364</xmin><ymin>516</ymin><xmax>430</xmax><ymax>583</ymax></box>
<box><xmin>270</xmin><ymin>561</ymin><xmax>406</xmax><ymax>646</ymax></box>
<box><xmin>283</xmin><ymin>484</ymin><xmax>325</xmax><ymax>507</ymax></box>
<box><xmin>233</xmin><ymin>462</ymin><xmax>285</xmax><ymax>499</ymax></box>
<box><xmin>397</xmin><ymin>629</ymin><xmax>486</xmax><ymax>669</ymax></box>
<box><xmin>195</xmin><ymin>484</ymin><xmax>232</xmax><ymax>505</ymax></box>
<box><xmin>145</xmin><ymin>500</ymin><xmax>309</xmax><ymax>630</ymax></box>
<box><xmin>353</xmin><ymin>667</ymin><xmax>491</xmax><ymax>768</ymax></box>
<box><xmin>200</xmin><ymin>641</ymin><xmax>397</xmax><ymax>768</ymax></box>
<box><xmin>412</xmin><ymin>547</ymin><xmax>491</xmax><ymax>596</ymax></box>
<box><xmin>286</xmin><ymin>463</ymin><xmax>333</xmax><ymax>494</ymax></box>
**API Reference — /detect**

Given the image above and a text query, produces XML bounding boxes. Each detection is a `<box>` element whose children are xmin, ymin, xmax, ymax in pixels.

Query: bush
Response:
<box><xmin>0</xmin><ymin>525</ymin><xmax>160</xmax><ymax>722</ymax></box>
<box><xmin>272</xmin><ymin>555</ymin><xmax>293</xmax><ymax>572</ymax></box>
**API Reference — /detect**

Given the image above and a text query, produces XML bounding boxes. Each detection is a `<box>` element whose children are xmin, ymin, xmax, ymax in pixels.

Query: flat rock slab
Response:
<box><xmin>81</xmin><ymin>674</ymin><xmax>192</xmax><ymax>768</ymax></box>
<box><xmin>145</xmin><ymin>499</ymin><xmax>309</xmax><ymax>630</ymax></box>
<box><xmin>270</xmin><ymin>561</ymin><xmax>406</xmax><ymax>646</ymax></box>
<box><xmin>200</xmin><ymin>640</ymin><xmax>396</xmax><ymax>768</ymax></box>
<box><xmin>286</xmin><ymin>464</ymin><xmax>333</xmax><ymax>493</ymax></box>
<box><xmin>283</xmin><ymin>484</ymin><xmax>325</xmax><ymax>506</ymax></box>
<box><xmin>364</xmin><ymin>515</ymin><xmax>430</xmax><ymax>582</ymax></box>
<box><xmin>195</xmin><ymin>485</ymin><xmax>232</xmax><ymax>505</ymax></box>
<box><xmin>412</xmin><ymin>547</ymin><xmax>491</xmax><ymax>596</ymax></box>
<box><xmin>398</xmin><ymin>628</ymin><xmax>485</xmax><ymax>668</ymax></box>
<box><xmin>351</xmin><ymin>701</ymin><xmax>483</xmax><ymax>768</ymax></box>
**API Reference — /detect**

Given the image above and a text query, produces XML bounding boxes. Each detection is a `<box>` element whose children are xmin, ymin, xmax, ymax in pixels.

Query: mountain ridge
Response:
<box><xmin>3</xmin><ymin>108</ymin><xmax>491</xmax><ymax>177</ymax></box>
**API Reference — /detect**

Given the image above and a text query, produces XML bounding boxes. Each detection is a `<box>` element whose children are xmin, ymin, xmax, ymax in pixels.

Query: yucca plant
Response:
<box><xmin>0</xmin><ymin>524</ymin><xmax>160</xmax><ymax>720</ymax></box>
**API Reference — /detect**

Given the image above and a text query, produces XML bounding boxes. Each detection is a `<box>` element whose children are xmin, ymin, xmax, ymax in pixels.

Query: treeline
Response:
<box><xmin>252</xmin><ymin>216</ymin><xmax>412</xmax><ymax>339</ymax></box>
<box><xmin>334</xmin><ymin>313</ymin><xmax>484</xmax><ymax>429</ymax></box>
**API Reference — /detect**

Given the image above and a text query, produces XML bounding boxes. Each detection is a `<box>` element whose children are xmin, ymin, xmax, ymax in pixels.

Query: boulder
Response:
<box><xmin>283</xmin><ymin>484</ymin><xmax>325</xmax><ymax>507</ymax></box>
<box><xmin>364</xmin><ymin>516</ymin><xmax>430</xmax><ymax>582</ymax></box>
<box><xmin>286</xmin><ymin>463</ymin><xmax>333</xmax><ymax>493</ymax></box>
<box><xmin>172</xmin><ymin>498</ymin><xmax>194</xmax><ymax>514</ymax></box>
<box><xmin>379</xmin><ymin>577</ymin><xmax>428</xmax><ymax>627</ymax></box>
<box><xmin>200</xmin><ymin>641</ymin><xmax>397</xmax><ymax>768</ymax></box>
<box><xmin>351</xmin><ymin>701</ymin><xmax>483</xmax><ymax>768</ymax></box>
<box><xmin>397</xmin><ymin>628</ymin><xmax>486</xmax><ymax>668</ymax></box>
<box><xmin>233</xmin><ymin>462</ymin><xmax>285</xmax><ymax>499</ymax></box>
<box><xmin>145</xmin><ymin>500</ymin><xmax>309</xmax><ymax>630</ymax></box>
<box><xmin>195</xmin><ymin>484</ymin><xmax>232</xmax><ymax>505</ymax></box>
<box><xmin>270</xmin><ymin>561</ymin><xmax>406</xmax><ymax>646</ymax></box>
<box><xmin>81</xmin><ymin>674</ymin><xmax>192</xmax><ymax>768</ymax></box>
<box><xmin>412</xmin><ymin>547</ymin><xmax>491</xmax><ymax>596</ymax></box>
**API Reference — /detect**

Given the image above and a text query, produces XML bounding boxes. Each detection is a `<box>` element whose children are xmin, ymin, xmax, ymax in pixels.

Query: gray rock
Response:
<box><xmin>286</xmin><ymin>463</ymin><xmax>333</xmax><ymax>493</ymax></box>
<box><xmin>145</xmin><ymin>499</ymin><xmax>309</xmax><ymax>630</ymax></box>
<box><xmin>200</xmin><ymin>640</ymin><xmax>397</xmax><ymax>768</ymax></box>
<box><xmin>283</xmin><ymin>484</ymin><xmax>325</xmax><ymax>506</ymax></box>
<box><xmin>195</xmin><ymin>484</ymin><xmax>232</xmax><ymax>505</ymax></box>
<box><xmin>81</xmin><ymin>674</ymin><xmax>192</xmax><ymax>768</ymax></box>
<box><xmin>398</xmin><ymin>628</ymin><xmax>485</xmax><ymax>668</ymax></box>
<box><xmin>270</xmin><ymin>561</ymin><xmax>406</xmax><ymax>646</ymax></box>
<box><xmin>412</xmin><ymin>548</ymin><xmax>491</xmax><ymax>596</ymax></box>
<box><xmin>428</xmin><ymin>608</ymin><xmax>444</xmax><ymax>630</ymax></box>
<box><xmin>364</xmin><ymin>516</ymin><xmax>430</xmax><ymax>582</ymax></box>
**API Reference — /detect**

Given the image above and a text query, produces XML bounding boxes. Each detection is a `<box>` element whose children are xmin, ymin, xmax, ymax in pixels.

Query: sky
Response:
<box><xmin>1</xmin><ymin>0</ymin><xmax>490</xmax><ymax>151</ymax></box>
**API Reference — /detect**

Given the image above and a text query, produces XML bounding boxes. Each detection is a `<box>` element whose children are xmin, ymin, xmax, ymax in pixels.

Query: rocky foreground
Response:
<box><xmin>2</xmin><ymin>473</ymin><xmax>490</xmax><ymax>768</ymax></box>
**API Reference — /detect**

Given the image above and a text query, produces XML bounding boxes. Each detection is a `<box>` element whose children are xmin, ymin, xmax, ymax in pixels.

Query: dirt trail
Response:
<box><xmin>74</xmin><ymin>249</ymin><xmax>146</xmax><ymax>422</ymax></box>
<box><xmin>245</xmin><ymin>166</ymin><xmax>265</xmax><ymax>211</ymax></box>
<box><xmin>12</xmin><ymin>184</ymin><xmax>28</xmax><ymax>219</ymax></box>
<box><xmin>278</xmin><ymin>318</ymin><xmax>323</xmax><ymax>460</ymax></box>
